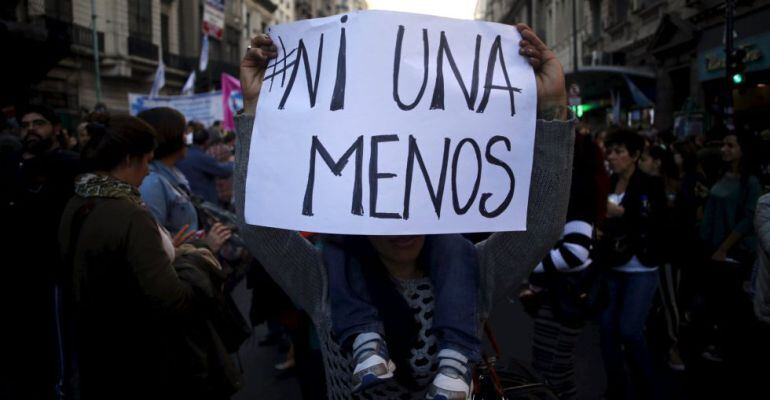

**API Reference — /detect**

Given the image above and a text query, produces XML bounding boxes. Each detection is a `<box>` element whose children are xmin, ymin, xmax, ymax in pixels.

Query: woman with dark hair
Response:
<box><xmin>234</xmin><ymin>26</ymin><xmax>575</xmax><ymax>400</ymax></box>
<box><xmin>639</xmin><ymin>143</ymin><xmax>689</xmax><ymax>370</ymax></box>
<box><xmin>598</xmin><ymin>127</ymin><xmax>667</xmax><ymax>400</ymax></box>
<box><xmin>698</xmin><ymin>131</ymin><xmax>761</xmax><ymax>362</ymax></box>
<box><xmin>58</xmin><ymin>116</ymin><xmax>230</xmax><ymax>400</ymax></box>
<box><xmin>137</xmin><ymin>107</ymin><xmax>232</xmax><ymax>253</ymax></box>
<box><xmin>519</xmin><ymin>131</ymin><xmax>609</xmax><ymax>400</ymax></box>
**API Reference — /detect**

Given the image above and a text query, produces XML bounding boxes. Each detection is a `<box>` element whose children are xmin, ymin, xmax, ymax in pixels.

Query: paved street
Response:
<box><xmin>231</xmin><ymin>279</ymin><xmax>303</xmax><ymax>400</ymax></box>
<box><xmin>229</xmin><ymin>279</ymin><xmax>607</xmax><ymax>400</ymax></box>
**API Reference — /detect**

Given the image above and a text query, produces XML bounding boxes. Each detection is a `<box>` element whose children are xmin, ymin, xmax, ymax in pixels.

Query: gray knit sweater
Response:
<box><xmin>234</xmin><ymin>115</ymin><xmax>574</xmax><ymax>399</ymax></box>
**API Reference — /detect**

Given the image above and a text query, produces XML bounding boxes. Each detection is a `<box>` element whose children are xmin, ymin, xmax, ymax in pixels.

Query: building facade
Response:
<box><xmin>1</xmin><ymin>0</ymin><xmax>251</xmax><ymax>122</ymax></box>
<box><xmin>273</xmin><ymin>0</ymin><xmax>294</xmax><ymax>24</ymax></box>
<box><xmin>294</xmin><ymin>0</ymin><xmax>367</xmax><ymax>20</ymax></box>
<box><xmin>476</xmin><ymin>0</ymin><xmax>770</xmax><ymax>132</ymax></box>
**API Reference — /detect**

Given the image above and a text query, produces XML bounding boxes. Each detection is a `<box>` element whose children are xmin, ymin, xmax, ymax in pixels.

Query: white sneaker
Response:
<box><xmin>425</xmin><ymin>349</ymin><xmax>472</xmax><ymax>400</ymax></box>
<box><xmin>351</xmin><ymin>333</ymin><xmax>396</xmax><ymax>393</ymax></box>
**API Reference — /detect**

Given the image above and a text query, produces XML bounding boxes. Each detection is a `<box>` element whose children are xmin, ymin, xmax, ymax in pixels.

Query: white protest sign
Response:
<box><xmin>245</xmin><ymin>10</ymin><xmax>537</xmax><ymax>234</ymax></box>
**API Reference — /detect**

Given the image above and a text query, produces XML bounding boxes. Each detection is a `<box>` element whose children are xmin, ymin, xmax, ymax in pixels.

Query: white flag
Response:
<box><xmin>199</xmin><ymin>34</ymin><xmax>209</xmax><ymax>71</ymax></box>
<box><xmin>149</xmin><ymin>61</ymin><xmax>165</xmax><ymax>98</ymax></box>
<box><xmin>181</xmin><ymin>70</ymin><xmax>196</xmax><ymax>96</ymax></box>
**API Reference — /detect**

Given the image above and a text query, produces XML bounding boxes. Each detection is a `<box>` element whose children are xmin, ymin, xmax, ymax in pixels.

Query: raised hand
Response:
<box><xmin>204</xmin><ymin>222</ymin><xmax>233</xmax><ymax>254</ymax></box>
<box><xmin>516</xmin><ymin>24</ymin><xmax>567</xmax><ymax>116</ymax></box>
<box><xmin>240</xmin><ymin>34</ymin><xmax>278</xmax><ymax>115</ymax></box>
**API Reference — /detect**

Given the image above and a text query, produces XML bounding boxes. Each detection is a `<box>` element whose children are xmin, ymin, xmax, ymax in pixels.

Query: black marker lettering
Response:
<box><xmin>430</xmin><ymin>32</ymin><xmax>481</xmax><ymax>111</ymax></box>
<box><xmin>403</xmin><ymin>135</ymin><xmax>450</xmax><ymax>219</ymax></box>
<box><xmin>480</xmin><ymin>136</ymin><xmax>515</xmax><ymax>218</ymax></box>
<box><xmin>369</xmin><ymin>135</ymin><xmax>402</xmax><ymax>219</ymax></box>
<box><xmin>393</xmin><ymin>26</ymin><xmax>430</xmax><ymax>111</ymax></box>
<box><xmin>451</xmin><ymin>138</ymin><xmax>482</xmax><ymax>215</ymax></box>
<box><xmin>476</xmin><ymin>35</ymin><xmax>522</xmax><ymax>116</ymax></box>
<box><xmin>279</xmin><ymin>35</ymin><xmax>324</xmax><ymax>109</ymax></box>
<box><xmin>330</xmin><ymin>17</ymin><xmax>346</xmax><ymax>111</ymax></box>
<box><xmin>302</xmin><ymin>135</ymin><xmax>364</xmax><ymax>216</ymax></box>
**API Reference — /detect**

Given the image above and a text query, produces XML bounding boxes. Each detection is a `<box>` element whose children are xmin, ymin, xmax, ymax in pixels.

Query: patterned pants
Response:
<box><xmin>532</xmin><ymin>305</ymin><xmax>583</xmax><ymax>400</ymax></box>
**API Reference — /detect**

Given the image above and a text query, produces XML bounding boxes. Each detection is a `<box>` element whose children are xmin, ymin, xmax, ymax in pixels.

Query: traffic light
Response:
<box><xmin>729</xmin><ymin>48</ymin><xmax>747</xmax><ymax>85</ymax></box>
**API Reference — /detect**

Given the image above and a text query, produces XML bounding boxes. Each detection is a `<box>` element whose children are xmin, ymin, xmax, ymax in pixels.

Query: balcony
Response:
<box><xmin>163</xmin><ymin>52</ymin><xmax>193</xmax><ymax>71</ymax></box>
<box><xmin>71</xmin><ymin>23</ymin><xmax>104</xmax><ymax>53</ymax></box>
<box><xmin>128</xmin><ymin>36</ymin><xmax>158</xmax><ymax>60</ymax></box>
<box><xmin>256</xmin><ymin>0</ymin><xmax>278</xmax><ymax>13</ymax></box>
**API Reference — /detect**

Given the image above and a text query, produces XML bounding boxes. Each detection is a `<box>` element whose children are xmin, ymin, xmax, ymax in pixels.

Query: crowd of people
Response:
<box><xmin>1</xmin><ymin>24</ymin><xmax>769</xmax><ymax>400</ymax></box>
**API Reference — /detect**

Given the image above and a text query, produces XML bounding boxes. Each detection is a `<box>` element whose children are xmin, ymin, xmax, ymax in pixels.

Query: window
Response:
<box><xmin>226</xmin><ymin>27</ymin><xmax>240</xmax><ymax>65</ymax></box>
<box><xmin>46</xmin><ymin>0</ymin><xmax>72</xmax><ymax>22</ymax></box>
<box><xmin>614</xmin><ymin>0</ymin><xmax>628</xmax><ymax>23</ymax></box>
<box><xmin>129</xmin><ymin>0</ymin><xmax>153</xmax><ymax>41</ymax></box>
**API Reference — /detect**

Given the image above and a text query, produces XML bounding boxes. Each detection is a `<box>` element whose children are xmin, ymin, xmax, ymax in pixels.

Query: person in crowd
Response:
<box><xmin>639</xmin><ymin>145</ymin><xmax>679</xmax><ymax>207</ymax></box>
<box><xmin>755</xmin><ymin>193</ymin><xmax>770</xmax><ymax>324</ymax></box>
<box><xmin>137</xmin><ymin>107</ymin><xmax>231</xmax><ymax>252</ymax></box>
<box><xmin>176</xmin><ymin>127</ymin><xmax>234</xmax><ymax>205</ymax></box>
<box><xmin>698</xmin><ymin>131</ymin><xmax>761</xmax><ymax>362</ymax></box>
<box><xmin>234</xmin><ymin>25</ymin><xmax>574</xmax><ymax>399</ymax></box>
<box><xmin>639</xmin><ymin>144</ymin><xmax>688</xmax><ymax>371</ymax></box>
<box><xmin>58</xmin><ymin>116</ymin><xmax>236</xmax><ymax>400</ymax></box>
<box><xmin>519</xmin><ymin>130</ymin><xmax>609</xmax><ymax>400</ymax></box>
<box><xmin>598</xmin><ymin>128</ymin><xmax>667</xmax><ymax>400</ymax></box>
<box><xmin>0</xmin><ymin>111</ymin><xmax>21</xmax><ymax>155</ymax></box>
<box><xmin>206</xmin><ymin>130</ymin><xmax>236</xmax><ymax>209</ymax></box>
<box><xmin>1</xmin><ymin>105</ymin><xmax>80</xmax><ymax>400</ymax></box>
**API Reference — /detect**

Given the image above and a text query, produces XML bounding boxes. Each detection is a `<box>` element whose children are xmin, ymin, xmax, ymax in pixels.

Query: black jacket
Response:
<box><xmin>600</xmin><ymin>170</ymin><xmax>667</xmax><ymax>268</ymax></box>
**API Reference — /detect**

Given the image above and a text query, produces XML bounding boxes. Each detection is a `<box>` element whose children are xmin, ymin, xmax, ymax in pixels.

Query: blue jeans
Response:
<box><xmin>599</xmin><ymin>270</ymin><xmax>659</xmax><ymax>400</ymax></box>
<box><xmin>327</xmin><ymin>234</ymin><xmax>481</xmax><ymax>362</ymax></box>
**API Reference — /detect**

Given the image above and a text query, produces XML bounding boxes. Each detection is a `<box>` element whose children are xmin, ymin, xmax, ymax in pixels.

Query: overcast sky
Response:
<box><xmin>366</xmin><ymin>0</ymin><xmax>478</xmax><ymax>20</ymax></box>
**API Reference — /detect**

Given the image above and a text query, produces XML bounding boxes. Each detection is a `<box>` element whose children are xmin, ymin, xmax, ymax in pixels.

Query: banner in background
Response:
<box><xmin>202</xmin><ymin>0</ymin><xmax>225</xmax><ymax>40</ymax></box>
<box><xmin>129</xmin><ymin>92</ymin><xmax>223</xmax><ymax>127</ymax></box>
<box><xmin>221</xmin><ymin>73</ymin><xmax>242</xmax><ymax>132</ymax></box>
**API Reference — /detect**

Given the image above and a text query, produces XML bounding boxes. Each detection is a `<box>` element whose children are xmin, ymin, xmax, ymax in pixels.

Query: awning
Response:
<box><xmin>565</xmin><ymin>65</ymin><xmax>656</xmax><ymax>108</ymax></box>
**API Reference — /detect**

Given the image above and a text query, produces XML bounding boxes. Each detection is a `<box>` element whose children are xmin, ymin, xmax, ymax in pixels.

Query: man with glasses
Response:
<box><xmin>1</xmin><ymin>105</ymin><xmax>80</xmax><ymax>400</ymax></box>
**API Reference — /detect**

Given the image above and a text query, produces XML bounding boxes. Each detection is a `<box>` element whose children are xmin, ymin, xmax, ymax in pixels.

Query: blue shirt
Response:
<box><xmin>175</xmin><ymin>145</ymin><xmax>234</xmax><ymax>204</ymax></box>
<box><xmin>139</xmin><ymin>161</ymin><xmax>199</xmax><ymax>233</ymax></box>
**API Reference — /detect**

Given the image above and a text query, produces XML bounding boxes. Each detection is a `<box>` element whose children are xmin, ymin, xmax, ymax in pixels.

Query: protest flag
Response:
<box><xmin>149</xmin><ymin>61</ymin><xmax>165</xmax><ymax>98</ymax></box>
<box><xmin>182</xmin><ymin>71</ymin><xmax>196</xmax><ymax>96</ymax></box>
<box><xmin>221</xmin><ymin>72</ymin><xmax>242</xmax><ymax>131</ymax></box>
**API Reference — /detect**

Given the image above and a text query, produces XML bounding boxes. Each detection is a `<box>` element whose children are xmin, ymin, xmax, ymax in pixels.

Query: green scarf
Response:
<box><xmin>74</xmin><ymin>173</ymin><xmax>144</xmax><ymax>206</ymax></box>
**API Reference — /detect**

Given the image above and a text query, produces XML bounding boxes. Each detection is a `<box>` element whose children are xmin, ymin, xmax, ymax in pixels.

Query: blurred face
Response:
<box><xmin>123</xmin><ymin>152</ymin><xmax>154</xmax><ymax>187</ymax></box>
<box><xmin>367</xmin><ymin>235</ymin><xmax>425</xmax><ymax>267</ymax></box>
<box><xmin>595</xmin><ymin>131</ymin><xmax>607</xmax><ymax>153</ymax></box>
<box><xmin>673</xmin><ymin>152</ymin><xmax>684</xmax><ymax>168</ymax></box>
<box><xmin>606</xmin><ymin>144</ymin><xmax>638</xmax><ymax>175</ymax></box>
<box><xmin>77</xmin><ymin>122</ymin><xmax>90</xmax><ymax>147</ymax></box>
<box><xmin>638</xmin><ymin>152</ymin><xmax>659</xmax><ymax>176</ymax></box>
<box><xmin>721</xmin><ymin>135</ymin><xmax>742</xmax><ymax>164</ymax></box>
<box><xmin>21</xmin><ymin>112</ymin><xmax>58</xmax><ymax>154</ymax></box>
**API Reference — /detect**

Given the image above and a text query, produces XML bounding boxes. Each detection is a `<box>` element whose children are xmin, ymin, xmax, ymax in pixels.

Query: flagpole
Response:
<box><xmin>90</xmin><ymin>0</ymin><xmax>102</xmax><ymax>104</ymax></box>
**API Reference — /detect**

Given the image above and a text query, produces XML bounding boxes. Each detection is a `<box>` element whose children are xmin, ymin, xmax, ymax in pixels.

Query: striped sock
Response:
<box><xmin>437</xmin><ymin>349</ymin><xmax>469</xmax><ymax>381</ymax></box>
<box><xmin>352</xmin><ymin>332</ymin><xmax>383</xmax><ymax>362</ymax></box>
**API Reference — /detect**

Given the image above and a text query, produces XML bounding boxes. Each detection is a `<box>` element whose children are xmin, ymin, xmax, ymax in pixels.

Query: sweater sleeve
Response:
<box><xmin>754</xmin><ymin>194</ymin><xmax>770</xmax><ymax>323</ymax></box>
<box><xmin>476</xmin><ymin>119</ymin><xmax>575</xmax><ymax>315</ymax></box>
<box><xmin>734</xmin><ymin>176</ymin><xmax>761</xmax><ymax>236</ymax></box>
<box><xmin>233</xmin><ymin>114</ymin><xmax>326</xmax><ymax>319</ymax></box>
<box><xmin>126</xmin><ymin>208</ymin><xmax>196</xmax><ymax>316</ymax></box>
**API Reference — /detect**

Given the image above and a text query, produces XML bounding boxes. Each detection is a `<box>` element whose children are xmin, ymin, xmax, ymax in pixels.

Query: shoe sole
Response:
<box><xmin>352</xmin><ymin>361</ymin><xmax>395</xmax><ymax>393</ymax></box>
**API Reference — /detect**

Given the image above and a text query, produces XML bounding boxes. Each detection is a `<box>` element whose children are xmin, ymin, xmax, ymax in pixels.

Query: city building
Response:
<box><xmin>1</xmin><ymin>0</ymin><xmax>249</xmax><ymax>123</ymax></box>
<box><xmin>294</xmin><ymin>0</ymin><xmax>367</xmax><ymax>20</ymax></box>
<box><xmin>273</xmin><ymin>0</ymin><xmax>294</xmax><ymax>24</ymax></box>
<box><xmin>476</xmin><ymin>0</ymin><xmax>770</xmax><ymax>134</ymax></box>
